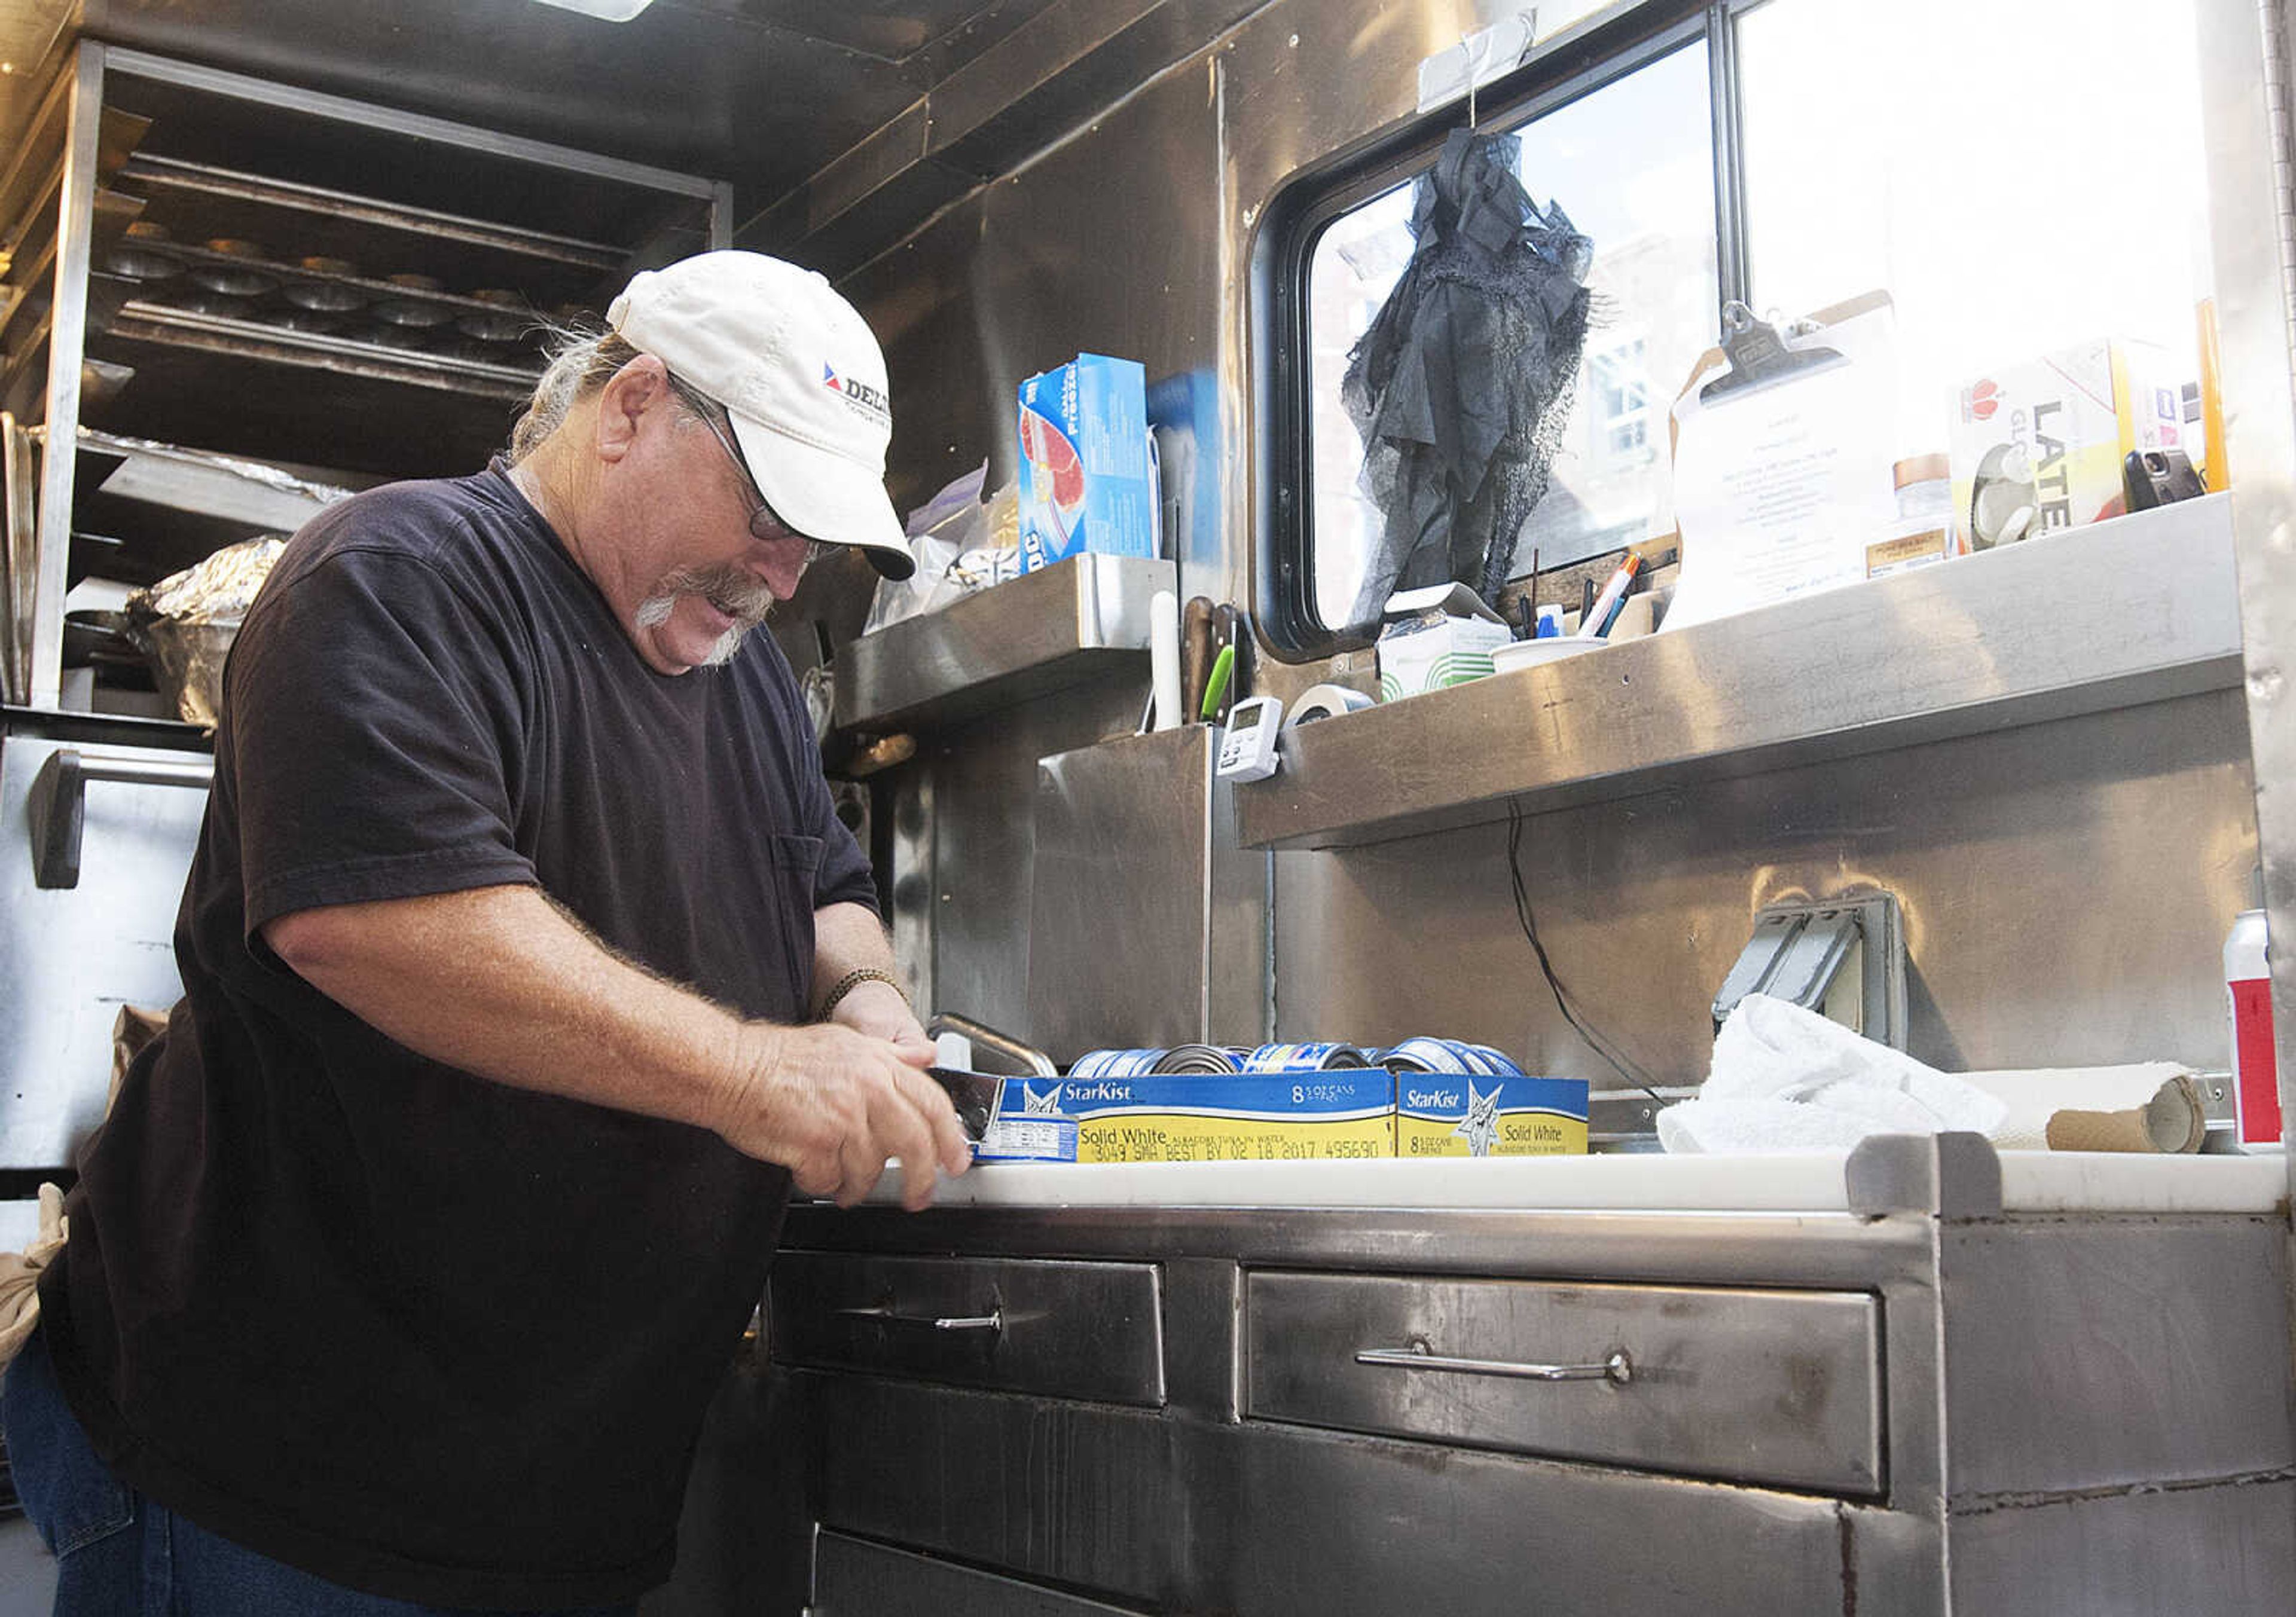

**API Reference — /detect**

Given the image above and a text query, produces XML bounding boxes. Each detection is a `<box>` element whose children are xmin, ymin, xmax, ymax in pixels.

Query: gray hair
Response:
<box><xmin>506</xmin><ymin>319</ymin><xmax>717</xmax><ymax>463</ymax></box>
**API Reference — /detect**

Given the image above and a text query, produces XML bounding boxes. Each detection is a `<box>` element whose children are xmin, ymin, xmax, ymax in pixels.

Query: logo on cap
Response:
<box><xmin>823</xmin><ymin>363</ymin><xmax>890</xmax><ymax>427</ymax></box>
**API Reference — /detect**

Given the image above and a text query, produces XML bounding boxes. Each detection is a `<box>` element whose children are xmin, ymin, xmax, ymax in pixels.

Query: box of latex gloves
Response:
<box><xmin>1376</xmin><ymin>583</ymin><xmax>1512</xmax><ymax>701</ymax></box>
<box><xmin>1949</xmin><ymin>338</ymin><xmax>2184</xmax><ymax>553</ymax></box>
<box><xmin>1016</xmin><ymin>352</ymin><xmax>1158</xmax><ymax>573</ymax></box>
<box><xmin>975</xmin><ymin>1072</ymin><xmax>1394</xmax><ymax>1163</ymax></box>
<box><xmin>1386</xmin><ymin>1037</ymin><xmax>1590</xmax><ymax>1157</ymax></box>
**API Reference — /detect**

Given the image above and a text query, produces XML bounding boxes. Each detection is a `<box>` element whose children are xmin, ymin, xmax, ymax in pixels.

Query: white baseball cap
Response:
<box><xmin>607</xmin><ymin>251</ymin><xmax>916</xmax><ymax>580</ymax></box>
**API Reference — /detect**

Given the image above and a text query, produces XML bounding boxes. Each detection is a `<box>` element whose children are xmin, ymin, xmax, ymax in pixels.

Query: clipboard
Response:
<box><xmin>1669</xmin><ymin>289</ymin><xmax>1895</xmax><ymax>454</ymax></box>
<box><xmin>1662</xmin><ymin>291</ymin><xmax>1903</xmax><ymax>631</ymax></box>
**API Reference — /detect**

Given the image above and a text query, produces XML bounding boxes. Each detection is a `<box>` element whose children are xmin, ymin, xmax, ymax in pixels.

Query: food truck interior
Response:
<box><xmin>2</xmin><ymin>0</ymin><xmax>2295</xmax><ymax>1612</ymax></box>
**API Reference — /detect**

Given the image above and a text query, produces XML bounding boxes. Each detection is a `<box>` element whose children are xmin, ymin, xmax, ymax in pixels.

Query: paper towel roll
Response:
<box><xmin>1284</xmin><ymin>683</ymin><xmax>1375</xmax><ymax>729</ymax></box>
<box><xmin>1958</xmin><ymin>1063</ymin><xmax>2206</xmax><ymax>1153</ymax></box>
<box><xmin>1150</xmin><ymin>590</ymin><xmax>1181</xmax><ymax>730</ymax></box>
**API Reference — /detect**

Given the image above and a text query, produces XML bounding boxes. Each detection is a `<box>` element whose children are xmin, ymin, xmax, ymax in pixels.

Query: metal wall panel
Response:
<box><xmin>1028</xmin><ymin>728</ymin><xmax>1213</xmax><ymax>1059</ymax></box>
<box><xmin>903</xmin><ymin>685</ymin><xmax>1139</xmax><ymax>1040</ymax></box>
<box><xmin>1274</xmin><ymin>691</ymin><xmax>2257</xmax><ymax>1084</ymax></box>
<box><xmin>2200</xmin><ymin>0</ymin><xmax>2296</xmax><ymax>1213</ymax></box>
<box><xmin>843</xmin><ymin>52</ymin><xmax>1239</xmax><ymax>1042</ymax></box>
<box><xmin>845</xmin><ymin>0</ymin><xmax>2266</xmax><ymax>1084</ymax></box>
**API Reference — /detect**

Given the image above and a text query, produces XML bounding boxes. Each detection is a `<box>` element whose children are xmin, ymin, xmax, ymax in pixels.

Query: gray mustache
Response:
<box><xmin>635</xmin><ymin>563</ymin><xmax>776</xmax><ymax>631</ymax></box>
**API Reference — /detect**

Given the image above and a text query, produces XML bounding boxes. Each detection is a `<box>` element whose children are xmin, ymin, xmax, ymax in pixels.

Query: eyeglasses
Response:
<box><xmin>673</xmin><ymin>375</ymin><xmax>832</xmax><ymax>565</ymax></box>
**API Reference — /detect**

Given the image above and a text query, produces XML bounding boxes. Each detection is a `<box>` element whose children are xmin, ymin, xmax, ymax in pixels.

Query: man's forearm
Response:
<box><xmin>265</xmin><ymin>884</ymin><xmax>747</xmax><ymax>1134</ymax></box>
<box><xmin>262</xmin><ymin>884</ymin><xmax>969</xmax><ymax>1206</ymax></box>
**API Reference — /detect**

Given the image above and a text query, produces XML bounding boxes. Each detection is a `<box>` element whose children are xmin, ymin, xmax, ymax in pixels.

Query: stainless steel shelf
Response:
<box><xmin>108</xmin><ymin>301</ymin><xmax>538</xmax><ymax>400</ymax></box>
<box><xmin>73</xmin><ymin>429</ymin><xmax>351</xmax><ymax>532</ymax></box>
<box><xmin>833</xmin><ymin>553</ymin><xmax>1176</xmax><ymax>732</ymax></box>
<box><xmin>119</xmin><ymin>154</ymin><xmax>625</xmax><ymax>271</ymax></box>
<box><xmin>1236</xmin><ymin>495</ymin><xmax>2246</xmax><ymax>851</ymax></box>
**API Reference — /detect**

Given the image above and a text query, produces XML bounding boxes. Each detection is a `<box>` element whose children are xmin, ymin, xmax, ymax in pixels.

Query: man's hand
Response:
<box><xmin>716</xmin><ymin>1022</ymin><xmax>969</xmax><ymax>1211</ymax></box>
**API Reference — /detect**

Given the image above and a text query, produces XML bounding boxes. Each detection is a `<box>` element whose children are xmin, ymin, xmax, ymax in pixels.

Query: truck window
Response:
<box><xmin>1740</xmin><ymin>0</ymin><xmax>2212</xmax><ymax>469</ymax></box>
<box><xmin>1274</xmin><ymin>0</ymin><xmax>2215</xmax><ymax>657</ymax></box>
<box><xmin>1303</xmin><ymin>38</ymin><xmax>1718</xmax><ymax>639</ymax></box>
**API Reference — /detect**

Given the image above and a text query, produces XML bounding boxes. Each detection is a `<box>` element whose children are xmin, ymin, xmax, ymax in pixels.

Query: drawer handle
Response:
<box><xmin>835</xmin><ymin>1305</ymin><xmax>1003</xmax><ymax>1334</ymax></box>
<box><xmin>30</xmin><ymin>747</ymin><xmax>214</xmax><ymax>889</ymax></box>
<box><xmin>1355</xmin><ymin>1340</ymin><xmax>1633</xmax><ymax>1386</ymax></box>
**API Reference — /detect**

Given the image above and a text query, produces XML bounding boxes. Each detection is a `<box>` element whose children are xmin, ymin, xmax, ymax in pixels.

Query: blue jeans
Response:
<box><xmin>2</xmin><ymin>1327</ymin><xmax>635</xmax><ymax>1617</ymax></box>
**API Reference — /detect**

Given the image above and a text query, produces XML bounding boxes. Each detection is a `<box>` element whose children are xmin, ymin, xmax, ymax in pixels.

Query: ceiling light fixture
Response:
<box><xmin>528</xmin><ymin>0</ymin><xmax>659</xmax><ymax>20</ymax></box>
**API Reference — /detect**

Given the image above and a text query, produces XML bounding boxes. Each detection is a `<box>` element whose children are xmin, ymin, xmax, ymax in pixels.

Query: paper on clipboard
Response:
<box><xmin>1663</xmin><ymin>296</ymin><xmax>1902</xmax><ymax>632</ymax></box>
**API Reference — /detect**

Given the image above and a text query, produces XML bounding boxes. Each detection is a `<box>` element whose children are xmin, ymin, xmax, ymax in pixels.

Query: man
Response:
<box><xmin>5</xmin><ymin>252</ymin><xmax>970</xmax><ymax>1613</ymax></box>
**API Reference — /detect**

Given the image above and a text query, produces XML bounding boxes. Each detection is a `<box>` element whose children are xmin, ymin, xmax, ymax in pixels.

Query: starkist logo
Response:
<box><xmin>822</xmin><ymin>363</ymin><xmax>890</xmax><ymax>424</ymax></box>
<box><xmin>1058</xmin><ymin>1080</ymin><xmax>1134</xmax><ymax>1105</ymax></box>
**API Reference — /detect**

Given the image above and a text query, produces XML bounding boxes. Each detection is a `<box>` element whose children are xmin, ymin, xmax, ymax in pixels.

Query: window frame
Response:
<box><xmin>1251</xmin><ymin>0</ymin><xmax>1760</xmax><ymax>659</ymax></box>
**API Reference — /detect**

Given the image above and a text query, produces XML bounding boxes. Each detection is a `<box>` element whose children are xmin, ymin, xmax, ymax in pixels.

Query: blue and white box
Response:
<box><xmin>1016</xmin><ymin>353</ymin><xmax>1156</xmax><ymax>573</ymax></box>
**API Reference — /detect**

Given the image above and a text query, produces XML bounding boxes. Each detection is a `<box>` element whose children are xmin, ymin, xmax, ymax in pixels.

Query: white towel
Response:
<box><xmin>1658</xmin><ymin>995</ymin><xmax>2009</xmax><ymax>1153</ymax></box>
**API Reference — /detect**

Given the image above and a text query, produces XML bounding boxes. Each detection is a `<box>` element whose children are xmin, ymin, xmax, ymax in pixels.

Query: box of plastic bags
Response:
<box><xmin>1016</xmin><ymin>353</ymin><xmax>1157</xmax><ymax>573</ymax></box>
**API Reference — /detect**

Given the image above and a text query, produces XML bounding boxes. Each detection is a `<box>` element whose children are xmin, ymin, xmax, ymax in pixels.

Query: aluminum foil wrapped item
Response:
<box><xmin>128</xmin><ymin>535</ymin><xmax>286</xmax><ymax>727</ymax></box>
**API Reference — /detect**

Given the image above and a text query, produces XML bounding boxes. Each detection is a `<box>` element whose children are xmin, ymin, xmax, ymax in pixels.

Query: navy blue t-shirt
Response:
<box><xmin>41</xmin><ymin>466</ymin><xmax>875</xmax><ymax>1607</ymax></box>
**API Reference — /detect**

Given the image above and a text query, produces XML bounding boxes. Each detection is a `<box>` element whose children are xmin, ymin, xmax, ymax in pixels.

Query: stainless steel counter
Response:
<box><xmin>650</xmin><ymin>1135</ymin><xmax>2296</xmax><ymax>1617</ymax></box>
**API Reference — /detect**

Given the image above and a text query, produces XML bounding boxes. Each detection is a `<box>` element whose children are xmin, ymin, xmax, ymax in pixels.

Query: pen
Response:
<box><xmin>1587</xmin><ymin>553</ymin><xmax>1642</xmax><ymax>638</ymax></box>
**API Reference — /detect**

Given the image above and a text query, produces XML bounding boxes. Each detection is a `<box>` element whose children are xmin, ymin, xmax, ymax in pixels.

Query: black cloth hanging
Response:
<box><xmin>1341</xmin><ymin>127</ymin><xmax>1593</xmax><ymax>625</ymax></box>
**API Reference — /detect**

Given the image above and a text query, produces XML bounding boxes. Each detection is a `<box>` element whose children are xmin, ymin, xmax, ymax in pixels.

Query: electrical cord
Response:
<box><xmin>1506</xmin><ymin>799</ymin><xmax>1665</xmax><ymax>1103</ymax></box>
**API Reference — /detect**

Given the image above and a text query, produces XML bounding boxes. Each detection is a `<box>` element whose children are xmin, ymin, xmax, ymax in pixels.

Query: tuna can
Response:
<box><xmin>2226</xmin><ymin>909</ymin><xmax>2280</xmax><ymax>1151</ymax></box>
<box><xmin>1382</xmin><ymin>1037</ymin><xmax>1524</xmax><ymax>1076</ymax></box>
<box><xmin>1069</xmin><ymin>1047</ymin><xmax>1163</xmax><ymax>1079</ymax></box>
<box><xmin>1240</xmin><ymin>1042</ymin><xmax>1372</xmax><ymax>1073</ymax></box>
<box><xmin>1152</xmin><ymin>1044</ymin><xmax>1242</xmax><ymax>1074</ymax></box>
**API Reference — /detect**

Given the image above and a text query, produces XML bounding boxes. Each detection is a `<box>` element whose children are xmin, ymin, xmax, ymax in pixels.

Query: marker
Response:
<box><xmin>1587</xmin><ymin>554</ymin><xmax>1642</xmax><ymax>638</ymax></box>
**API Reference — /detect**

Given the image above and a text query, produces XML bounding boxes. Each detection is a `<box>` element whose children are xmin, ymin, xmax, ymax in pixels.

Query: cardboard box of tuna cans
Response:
<box><xmin>1391</xmin><ymin>1074</ymin><xmax>1590</xmax><ymax>1156</ymax></box>
<box><xmin>1385</xmin><ymin>1035</ymin><xmax>1589</xmax><ymax>1157</ymax></box>
<box><xmin>1016</xmin><ymin>352</ymin><xmax>1157</xmax><ymax>573</ymax></box>
<box><xmin>974</xmin><ymin>1071</ymin><xmax>1394</xmax><ymax>1163</ymax></box>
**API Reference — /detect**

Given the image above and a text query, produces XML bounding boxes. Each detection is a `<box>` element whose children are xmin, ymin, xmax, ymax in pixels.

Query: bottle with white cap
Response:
<box><xmin>2226</xmin><ymin>905</ymin><xmax>2279</xmax><ymax>1151</ymax></box>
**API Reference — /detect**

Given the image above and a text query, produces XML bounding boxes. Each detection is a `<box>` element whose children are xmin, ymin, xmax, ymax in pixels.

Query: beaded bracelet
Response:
<box><xmin>816</xmin><ymin>967</ymin><xmax>908</xmax><ymax>1021</ymax></box>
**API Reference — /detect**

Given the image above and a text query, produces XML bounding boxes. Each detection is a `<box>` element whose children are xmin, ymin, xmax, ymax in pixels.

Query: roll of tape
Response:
<box><xmin>1283</xmin><ymin>683</ymin><xmax>1375</xmax><ymax>730</ymax></box>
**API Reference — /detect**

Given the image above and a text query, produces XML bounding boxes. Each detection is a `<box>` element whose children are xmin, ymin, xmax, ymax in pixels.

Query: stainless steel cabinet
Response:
<box><xmin>0</xmin><ymin>716</ymin><xmax>207</xmax><ymax>1168</ymax></box>
<box><xmin>808</xmin><ymin>1532</ymin><xmax>1149</xmax><ymax>1617</ymax></box>
<box><xmin>713</xmin><ymin>1138</ymin><xmax>2296</xmax><ymax>1616</ymax></box>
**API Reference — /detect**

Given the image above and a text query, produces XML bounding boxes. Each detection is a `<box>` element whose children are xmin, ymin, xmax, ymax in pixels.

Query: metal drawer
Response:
<box><xmin>811</xmin><ymin>1530</ymin><xmax>1150</xmax><ymax>1615</ymax></box>
<box><xmin>770</xmin><ymin>1252</ymin><xmax>1165</xmax><ymax>1407</ymax></box>
<box><xmin>1245</xmin><ymin>1270</ymin><xmax>1883</xmax><ymax>1495</ymax></box>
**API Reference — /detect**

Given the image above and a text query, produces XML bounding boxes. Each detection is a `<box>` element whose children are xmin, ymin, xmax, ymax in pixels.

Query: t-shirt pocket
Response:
<box><xmin>769</xmin><ymin>834</ymin><xmax>825</xmax><ymax>1013</ymax></box>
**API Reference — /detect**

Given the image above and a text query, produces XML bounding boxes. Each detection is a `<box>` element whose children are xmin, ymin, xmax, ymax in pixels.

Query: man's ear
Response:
<box><xmin>593</xmin><ymin>353</ymin><xmax>673</xmax><ymax>464</ymax></box>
